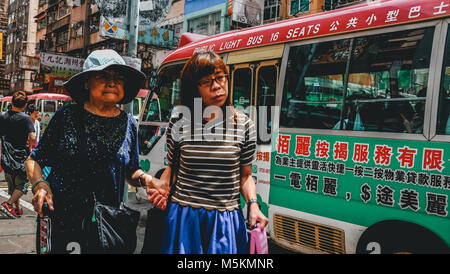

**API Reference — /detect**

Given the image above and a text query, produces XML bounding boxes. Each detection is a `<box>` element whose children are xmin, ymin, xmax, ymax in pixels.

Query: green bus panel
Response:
<box><xmin>270</xmin><ymin>132</ymin><xmax>450</xmax><ymax>244</ymax></box>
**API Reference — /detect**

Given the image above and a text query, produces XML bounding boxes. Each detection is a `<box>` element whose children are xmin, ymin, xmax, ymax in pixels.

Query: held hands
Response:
<box><xmin>248</xmin><ymin>203</ymin><xmax>269</xmax><ymax>231</ymax></box>
<box><xmin>141</xmin><ymin>174</ymin><xmax>170</xmax><ymax>210</ymax></box>
<box><xmin>32</xmin><ymin>182</ymin><xmax>55</xmax><ymax>218</ymax></box>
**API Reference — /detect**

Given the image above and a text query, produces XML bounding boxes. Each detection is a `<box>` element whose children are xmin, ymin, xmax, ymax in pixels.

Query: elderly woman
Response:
<box><xmin>25</xmin><ymin>49</ymin><xmax>168</xmax><ymax>254</ymax></box>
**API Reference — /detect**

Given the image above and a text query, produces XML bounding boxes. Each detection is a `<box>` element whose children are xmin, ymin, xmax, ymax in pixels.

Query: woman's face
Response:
<box><xmin>197</xmin><ymin>68</ymin><xmax>228</xmax><ymax>108</ymax></box>
<box><xmin>86</xmin><ymin>69</ymin><xmax>125</xmax><ymax>105</ymax></box>
<box><xmin>30</xmin><ymin>110</ymin><xmax>40</xmax><ymax>120</ymax></box>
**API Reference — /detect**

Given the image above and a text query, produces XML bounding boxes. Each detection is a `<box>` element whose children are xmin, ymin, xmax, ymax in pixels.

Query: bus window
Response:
<box><xmin>133</xmin><ymin>98</ymin><xmax>141</xmax><ymax>117</ymax></box>
<box><xmin>281</xmin><ymin>27</ymin><xmax>434</xmax><ymax>133</ymax></box>
<box><xmin>232</xmin><ymin>66</ymin><xmax>252</xmax><ymax>116</ymax></box>
<box><xmin>142</xmin><ymin>64</ymin><xmax>182</xmax><ymax>122</ymax></box>
<box><xmin>2</xmin><ymin>101</ymin><xmax>10</xmax><ymax>112</ymax></box>
<box><xmin>345</xmin><ymin>28</ymin><xmax>433</xmax><ymax>133</ymax></box>
<box><xmin>281</xmin><ymin>40</ymin><xmax>347</xmax><ymax>129</ymax></box>
<box><xmin>138</xmin><ymin>125</ymin><xmax>166</xmax><ymax>156</ymax></box>
<box><xmin>256</xmin><ymin>63</ymin><xmax>277</xmax><ymax>143</ymax></box>
<box><xmin>43</xmin><ymin>100</ymin><xmax>56</xmax><ymax>112</ymax></box>
<box><xmin>437</xmin><ymin>25</ymin><xmax>450</xmax><ymax>135</ymax></box>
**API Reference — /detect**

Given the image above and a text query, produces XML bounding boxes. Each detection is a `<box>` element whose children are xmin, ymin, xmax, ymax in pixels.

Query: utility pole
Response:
<box><xmin>127</xmin><ymin>0</ymin><xmax>139</xmax><ymax>58</ymax></box>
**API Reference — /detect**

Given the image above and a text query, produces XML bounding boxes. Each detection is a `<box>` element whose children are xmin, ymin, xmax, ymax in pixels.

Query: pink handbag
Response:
<box><xmin>249</xmin><ymin>223</ymin><xmax>269</xmax><ymax>254</ymax></box>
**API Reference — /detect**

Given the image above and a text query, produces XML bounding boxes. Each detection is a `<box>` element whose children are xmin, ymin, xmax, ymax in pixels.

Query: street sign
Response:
<box><xmin>230</xmin><ymin>0</ymin><xmax>264</xmax><ymax>26</ymax></box>
<box><xmin>19</xmin><ymin>56</ymin><xmax>40</xmax><ymax>71</ymax></box>
<box><xmin>95</xmin><ymin>0</ymin><xmax>173</xmax><ymax>30</ymax></box>
<box><xmin>100</xmin><ymin>16</ymin><xmax>174</xmax><ymax>48</ymax></box>
<box><xmin>40</xmin><ymin>52</ymin><xmax>85</xmax><ymax>77</ymax></box>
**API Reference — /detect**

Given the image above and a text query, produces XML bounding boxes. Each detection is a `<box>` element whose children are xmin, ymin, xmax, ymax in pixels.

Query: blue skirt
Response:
<box><xmin>161</xmin><ymin>202</ymin><xmax>248</xmax><ymax>254</ymax></box>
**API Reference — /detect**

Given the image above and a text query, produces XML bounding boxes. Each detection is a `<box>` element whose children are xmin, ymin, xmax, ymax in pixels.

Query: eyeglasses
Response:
<box><xmin>198</xmin><ymin>74</ymin><xmax>228</xmax><ymax>87</ymax></box>
<box><xmin>93</xmin><ymin>72</ymin><xmax>126</xmax><ymax>84</ymax></box>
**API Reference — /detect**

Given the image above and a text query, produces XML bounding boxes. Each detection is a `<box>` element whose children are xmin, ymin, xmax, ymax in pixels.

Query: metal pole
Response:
<box><xmin>127</xmin><ymin>0</ymin><xmax>139</xmax><ymax>58</ymax></box>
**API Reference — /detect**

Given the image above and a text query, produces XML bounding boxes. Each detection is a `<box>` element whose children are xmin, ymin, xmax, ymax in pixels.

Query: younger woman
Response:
<box><xmin>156</xmin><ymin>51</ymin><xmax>268</xmax><ymax>254</ymax></box>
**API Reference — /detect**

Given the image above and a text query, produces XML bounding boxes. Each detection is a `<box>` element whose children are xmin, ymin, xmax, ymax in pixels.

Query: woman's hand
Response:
<box><xmin>141</xmin><ymin>174</ymin><xmax>170</xmax><ymax>210</ymax></box>
<box><xmin>248</xmin><ymin>203</ymin><xmax>269</xmax><ymax>231</ymax></box>
<box><xmin>31</xmin><ymin>182</ymin><xmax>54</xmax><ymax>218</ymax></box>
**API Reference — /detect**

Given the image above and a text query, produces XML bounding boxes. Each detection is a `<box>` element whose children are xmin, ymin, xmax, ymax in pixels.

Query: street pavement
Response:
<box><xmin>0</xmin><ymin>173</ymin><xmax>294</xmax><ymax>254</ymax></box>
<box><xmin>0</xmin><ymin>174</ymin><xmax>152</xmax><ymax>254</ymax></box>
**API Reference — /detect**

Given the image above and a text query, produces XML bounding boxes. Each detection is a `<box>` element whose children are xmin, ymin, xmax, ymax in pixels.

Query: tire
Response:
<box><xmin>356</xmin><ymin>220</ymin><xmax>449</xmax><ymax>254</ymax></box>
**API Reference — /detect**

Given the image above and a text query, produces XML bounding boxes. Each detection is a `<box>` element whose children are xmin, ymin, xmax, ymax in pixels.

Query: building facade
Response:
<box><xmin>5</xmin><ymin>0</ymin><xmax>38</xmax><ymax>94</ymax></box>
<box><xmin>0</xmin><ymin>0</ymin><xmax>9</xmax><ymax>95</ymax></box>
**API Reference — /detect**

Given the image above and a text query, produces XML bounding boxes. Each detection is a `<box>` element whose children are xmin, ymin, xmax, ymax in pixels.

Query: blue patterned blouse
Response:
<box><xmin>30</xmin><ymin>104</ymin><xmax>140</xmax><ymax>223</ymax></box>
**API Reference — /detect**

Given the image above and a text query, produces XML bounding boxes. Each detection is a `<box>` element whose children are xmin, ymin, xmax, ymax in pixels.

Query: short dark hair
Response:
<box><xmin>26</xmin><ymin>103</ymin><xmax>38</xmax><ymax>114</ymax></box>
<box><xmin>180</xmin><ymin>51</ymin><xmax>232</xmax><ymax>112</ymax></box>
<box><xmin>12</xmin><ymin>91</ymin><xmax>28</xmax><ymax>108</ymax></box>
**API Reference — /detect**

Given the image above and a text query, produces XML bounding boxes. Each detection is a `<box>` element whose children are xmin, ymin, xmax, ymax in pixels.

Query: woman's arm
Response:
<box><xmin>240</xmin><ymin>164</ymin><xmax>268</xmax><ymax>230</ymax></box>
<box><xmin>25</xmin><ymin>156</ymin><xmax>54</xmax><ymax>217</ymax></box>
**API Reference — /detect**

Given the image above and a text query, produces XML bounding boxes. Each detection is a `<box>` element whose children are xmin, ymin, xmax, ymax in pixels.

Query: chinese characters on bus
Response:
<box><xmin>274</xmin><ymin>134</ymin><xmax>449</xmax><ymax>217</ymax></box>
<box><xmin>193</xmin><ymin>1</ymin><xmax>450</xmax><ymax>57</ymax></box>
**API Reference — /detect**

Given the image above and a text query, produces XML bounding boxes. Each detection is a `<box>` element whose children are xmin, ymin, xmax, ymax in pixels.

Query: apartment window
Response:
<box><xmin>56</xmin><ymin>30</ymin><xmax>68</xmax><ymax>45</ymax></box>
<box><xmin>48</xmin><ymin>11</ymin><xmax>57</xmax><ymax>24</ymax></box>
<box><xmin>71</xmin><ymin>22</ymin><xmax>83</xmax><ymax>38</ymax></box>
<box><xmin>187</xmin><ymin>12</ymin><xmax>221</xmax><ymax>36</ymax></box>
<box><xmin>37</xmin><ymin>18</ymin><xmax>46</xmax><ymax>30</ymax></box>
<box><xmin>89</xmin><ymin>14</ymin><xmax>100</xmax><ymax>33</ymax></box>
<box><xmin>264</xmin><ymin>0</ymin><xmax>280</xmax><ymax>21</ymax></box>
<box><xmin>58</xmin><ymin>5</ymin><xmax>70</xmax><ymax>19</ymax></box>
<box><xmin>290</xmin><ymin>0</ymin><xmax>310</xmax><ymax>15</ymax></box>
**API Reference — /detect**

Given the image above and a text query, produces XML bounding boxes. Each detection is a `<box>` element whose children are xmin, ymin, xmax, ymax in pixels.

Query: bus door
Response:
<box><xmin>138</xmin><ymin>62</ymin><xmax>183</xmax><ymax>199</ymax></box>
<box><xmin>227</xmin><ymin>44</ymin><xmax>284</xmax><ymax>220</ymax></box>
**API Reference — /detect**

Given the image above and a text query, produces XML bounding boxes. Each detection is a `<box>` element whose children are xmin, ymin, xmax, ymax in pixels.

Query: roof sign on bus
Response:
<box><xmin>165</xmin><ymin>0</ymin><xmax>450</xmax><ymax>64</ymax></box>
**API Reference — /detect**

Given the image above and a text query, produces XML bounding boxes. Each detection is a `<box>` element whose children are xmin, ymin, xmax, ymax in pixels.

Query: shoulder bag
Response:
<box><xmin>1</xmin><ymin>136</ymin><xmax>28</xmax><ymax>175</ymax></box>
<box><xmin>76</xmin><ymin>105</ymin><xmax>140</xmax><ymax>254</ymax></box>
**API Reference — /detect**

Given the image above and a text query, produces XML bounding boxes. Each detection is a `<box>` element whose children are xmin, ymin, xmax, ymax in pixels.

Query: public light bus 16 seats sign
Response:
<box><xmin>138</xmin><ymin>0</ymin><xmax>450</xmax><ymax>254</ymax></box>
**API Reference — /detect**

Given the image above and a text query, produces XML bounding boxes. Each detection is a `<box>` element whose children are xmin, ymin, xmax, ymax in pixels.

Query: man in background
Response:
<box><xmin>0</xmin><ymin>91</ymin><xmax>36</xmax><ymax>218</ymax></box>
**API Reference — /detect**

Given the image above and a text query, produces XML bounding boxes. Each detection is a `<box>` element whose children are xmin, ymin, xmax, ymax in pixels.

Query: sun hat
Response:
<box><xmin>64</xmin><ymin>49</ymin><xmax>146</xmax><ymax>104</ymax></box>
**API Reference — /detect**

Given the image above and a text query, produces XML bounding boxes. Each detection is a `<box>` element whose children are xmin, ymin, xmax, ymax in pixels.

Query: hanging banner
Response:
<box><xmin>100</xmin><ymin>15</ymin><xmax>174</xmax><ymax>48</ymax></box>
<box><xmin>40</xmin><ymin>52</ymin><xmax>85</xmax><ymax>77</ymax></box>
<box><xmin>231</xmin><ymin>0</ymin><xmax>264</xmax><ymax>26</ymax></box>
<box><xmin>95</xmin><ymin>0</ymin><xmax>172</xmax><ymax>30</ymax></box>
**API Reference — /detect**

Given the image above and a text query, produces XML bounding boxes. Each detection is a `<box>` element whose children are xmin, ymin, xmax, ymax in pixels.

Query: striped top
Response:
<box><xmin>166</xmin><ymin>111</ymin><xmax>256</xmax><ymax>211</ymax></box>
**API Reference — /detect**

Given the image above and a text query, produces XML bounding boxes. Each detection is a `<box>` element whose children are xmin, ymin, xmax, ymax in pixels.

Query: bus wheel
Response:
<box><xmin>356</xmin><ymin>220</ymin><xmax>449</xmax><ymax>254</ymax></box>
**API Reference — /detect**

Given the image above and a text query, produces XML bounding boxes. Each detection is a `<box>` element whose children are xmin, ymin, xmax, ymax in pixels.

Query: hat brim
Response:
<box><xmin>64</xmin><ymin>63</ymin><xmax>146</xmax><ymax>104</ymax></box>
